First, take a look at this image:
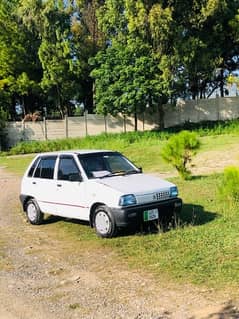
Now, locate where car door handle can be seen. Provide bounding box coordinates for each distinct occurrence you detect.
[57,184,62,187]
[32,181,36,185]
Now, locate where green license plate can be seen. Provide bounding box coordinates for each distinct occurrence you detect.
[143,209,159,222]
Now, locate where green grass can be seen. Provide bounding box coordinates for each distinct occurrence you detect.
[51,174,239,288]
[200,134,239,152]
[0,154,34,175]
[1,125,239,289]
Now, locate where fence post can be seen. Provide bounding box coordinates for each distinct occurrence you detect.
[43,117,47,140]
[84,110,88,136]
[123,115,126,133]
[22,120,26,141]
[104,115,107,134]
[65,115,68,138]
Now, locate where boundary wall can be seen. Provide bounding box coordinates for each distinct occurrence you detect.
[5,96,239,147]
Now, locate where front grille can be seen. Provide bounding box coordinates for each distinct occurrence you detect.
[153,191,170,201]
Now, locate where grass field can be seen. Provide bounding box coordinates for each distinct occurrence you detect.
[1,124,239,289]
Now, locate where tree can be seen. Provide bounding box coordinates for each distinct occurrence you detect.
[71,0,106,112]
[171,0,239,99]
[92,0,175,129]
[18,0,105,115]
[0,0,42,119]
[18,0,79,117]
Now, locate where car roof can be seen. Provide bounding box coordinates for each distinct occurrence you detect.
[35,150,116,157]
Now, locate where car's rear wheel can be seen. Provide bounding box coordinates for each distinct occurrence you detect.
[26,199,43,225]
[94,205,117,238]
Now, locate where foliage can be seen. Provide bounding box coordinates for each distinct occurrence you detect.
[91,38,170,120]
[161,131,200,179]
[171,0,239,99]
[1,0,239,119]
[92,0,175,129]
[218,166,239,203]
[0,0,42,118]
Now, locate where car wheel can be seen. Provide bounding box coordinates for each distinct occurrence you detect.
[94,205,117,238]
[26,199,43,225]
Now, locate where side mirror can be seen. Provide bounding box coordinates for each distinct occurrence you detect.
[138,167,143,173]
[68,173,82,182]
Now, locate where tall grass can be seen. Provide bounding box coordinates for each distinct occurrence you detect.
[8,131,169,155]
[6,119,239,156]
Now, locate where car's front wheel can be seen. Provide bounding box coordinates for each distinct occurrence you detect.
[25,199,43,225]
[94,205,117,238]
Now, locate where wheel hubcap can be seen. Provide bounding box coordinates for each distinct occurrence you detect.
[95,211,110,235]
[27,203,37,221]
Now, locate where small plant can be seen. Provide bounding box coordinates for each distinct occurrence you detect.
[69,303,81,310]
[161,130,200,179]
[218,166,239,203]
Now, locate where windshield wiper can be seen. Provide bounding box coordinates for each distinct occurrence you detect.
[99,170,126,178]
[125,169,140,175]
[99,169,140,179]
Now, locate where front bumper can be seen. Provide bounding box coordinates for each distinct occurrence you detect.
[111,198,182,228]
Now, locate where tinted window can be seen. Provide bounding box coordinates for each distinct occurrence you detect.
[34,156,56,179]
[58,156,79,181]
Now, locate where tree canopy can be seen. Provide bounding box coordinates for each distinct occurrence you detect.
[0,0,239,123]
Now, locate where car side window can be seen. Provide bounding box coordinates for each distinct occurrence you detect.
[58,156,80,181]
[33,156,57,179]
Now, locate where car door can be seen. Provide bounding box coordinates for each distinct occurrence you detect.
[54,155,89,220]
[30,155,58,214]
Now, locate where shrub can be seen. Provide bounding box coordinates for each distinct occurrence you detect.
[218,166,239,203]
[161,130,200,179]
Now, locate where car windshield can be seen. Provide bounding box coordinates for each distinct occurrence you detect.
[78,152,139,179]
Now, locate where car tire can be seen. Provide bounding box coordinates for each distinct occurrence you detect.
[26,199,43,225]
[94,205,117,238]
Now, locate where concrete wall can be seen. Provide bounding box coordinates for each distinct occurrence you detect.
[5,96,239,147]
[163,96,239,128]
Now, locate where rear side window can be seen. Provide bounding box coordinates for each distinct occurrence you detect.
[33,156,57,179]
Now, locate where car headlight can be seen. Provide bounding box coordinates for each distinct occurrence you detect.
[119,194,136,206]
[170,186,178,197]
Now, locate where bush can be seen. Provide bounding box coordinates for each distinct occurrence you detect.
[161,130,200,179]
[218,166,239,203]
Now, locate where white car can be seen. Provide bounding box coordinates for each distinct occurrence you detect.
[20,150,182,238]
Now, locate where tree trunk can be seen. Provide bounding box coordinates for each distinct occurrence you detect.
[56,85,64,119]
[220,69,224,97]
[134,112,138,131]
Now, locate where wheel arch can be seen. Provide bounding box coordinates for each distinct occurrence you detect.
[89,202,106,227]
[22,196,34,212]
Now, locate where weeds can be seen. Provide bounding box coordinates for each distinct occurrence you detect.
[218,166,239,203]
[5,119,239,157]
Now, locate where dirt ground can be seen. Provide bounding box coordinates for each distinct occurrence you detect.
[0,159,239,319]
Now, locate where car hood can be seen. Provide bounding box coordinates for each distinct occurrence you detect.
[96,173,174,195]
